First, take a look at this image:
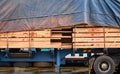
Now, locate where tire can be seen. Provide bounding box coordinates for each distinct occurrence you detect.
[93,56,115,74]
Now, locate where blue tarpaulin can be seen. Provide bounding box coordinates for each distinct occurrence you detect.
[0,0,120,32]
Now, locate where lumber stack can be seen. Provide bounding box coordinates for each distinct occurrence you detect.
[0,24,120,49]
[0,27,73,48]
[104,28,120,48]
[73,26,120,48]
[0,29,51,48]
[51,27,72,48]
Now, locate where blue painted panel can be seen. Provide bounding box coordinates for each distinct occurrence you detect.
[41,48,54,52]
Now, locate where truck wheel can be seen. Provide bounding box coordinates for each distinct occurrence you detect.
[93,56,115,74]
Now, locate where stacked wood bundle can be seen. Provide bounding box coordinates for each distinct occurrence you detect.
[0,27,72,48]
[0,24,120,49]
[73,26,120,48]
[51,27,72,48]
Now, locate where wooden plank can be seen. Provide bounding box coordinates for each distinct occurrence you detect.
[0,37,7,48]
[0,42,7,48]
[73,43,120,48]
[8,41,52,48]
[105,33,120,37]
[73,46,102,48]
[8,42,29,48]
[0,38,51,42]
[73,38,104,42]
[73,43,104,48]
[30,30,51,37]
[73,37,120,43]
[31,38,51,42]
[8,38,30,42]
[105,43,120,48]
[73,32,120,37]
[7,31,29,37]
[1,29,51,38]
[73,37,120,42]
[32,42,61,48]
[105,38,120,42]
[72,33,104,37]
[73,27,120,33]
[61,43,72,48]
[0,33,7,37]
[105,28,120,32]
[8,38,51,48]
[0,38,7,41]
[73,28,103,33]
[72,32,120,37]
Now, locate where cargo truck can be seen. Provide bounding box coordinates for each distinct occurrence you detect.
[0,24,120,74]
[0,0,120,74]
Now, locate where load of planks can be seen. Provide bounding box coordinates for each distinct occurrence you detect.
[0,24,120,49]
[0,26,72,48]
[73,26,120,48]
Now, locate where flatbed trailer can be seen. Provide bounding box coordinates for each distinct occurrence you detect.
[0,24,120,74]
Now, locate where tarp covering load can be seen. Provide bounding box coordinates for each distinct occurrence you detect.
[0,0,120,32]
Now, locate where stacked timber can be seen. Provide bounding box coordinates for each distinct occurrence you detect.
[104,28,120,48]
[51,27,72,48]
[0,27,72,48]
[73,26,120,48]
[0,24,120,49]
[0,29,51,48]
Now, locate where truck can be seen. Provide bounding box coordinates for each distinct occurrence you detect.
[0,24,120,74]
[0,0,120,74]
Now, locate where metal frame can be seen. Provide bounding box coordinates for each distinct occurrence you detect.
[0,48,91,73]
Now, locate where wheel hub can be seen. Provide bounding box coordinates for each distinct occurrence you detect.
[101,63,109,71]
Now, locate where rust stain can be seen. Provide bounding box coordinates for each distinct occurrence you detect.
[40,16,72,27]
[30,32,37,37]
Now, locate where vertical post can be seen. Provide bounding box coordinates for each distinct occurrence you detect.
[71,48,75,56]
[103,27,106,49]
[56,48,61,73]
[6,32,9,57]
[72,26,75,56]
[29,48,36,57]
[5,48,9,57]
[103,27,108,54]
